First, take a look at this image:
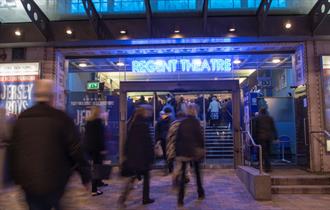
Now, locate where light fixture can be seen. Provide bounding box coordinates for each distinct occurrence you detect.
[15,29,22,37]
[66,29,73,35]
[174,29,180,34]
[285,22,292,29]
[120,30,127,35]
[229,27,236,32]
[116,62,125,67]
[233,59,241,64]
[78,63,87,67]
[272,58,281,64]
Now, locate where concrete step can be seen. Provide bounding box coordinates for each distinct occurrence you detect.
[271,185,330,194]
[272,176,330,186]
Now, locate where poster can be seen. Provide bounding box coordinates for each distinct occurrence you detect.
[67,92,120,162]
[0,63,39,116]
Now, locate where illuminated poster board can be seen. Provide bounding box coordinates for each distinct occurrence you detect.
[0,63,39,116]
[322,56,330,152]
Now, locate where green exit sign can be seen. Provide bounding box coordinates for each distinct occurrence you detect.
[87,82,100,91]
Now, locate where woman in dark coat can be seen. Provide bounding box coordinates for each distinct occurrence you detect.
[85,106,106,196]
[176,104,205,206]
[119,105,155,206]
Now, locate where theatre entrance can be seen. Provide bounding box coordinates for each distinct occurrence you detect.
[119,80,241,168]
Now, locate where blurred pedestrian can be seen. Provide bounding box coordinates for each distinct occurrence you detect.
[85,106,107,196]
[252,107,278,172]
[8,79,91,210]
[208,96,221,126]
[176,104,205,206]
[119,105,155,207]
[155,107,174,174]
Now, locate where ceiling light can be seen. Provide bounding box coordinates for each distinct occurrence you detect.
[66,29,73,35]
[285,22,292,29]
[120,30,127,35]
[233,59,241,64]
[272,58,281,64]
[229,27,236,32]
[15,30,22,37]
[78,63,87,67]
[116,62,125,67]
[174,29,180,34]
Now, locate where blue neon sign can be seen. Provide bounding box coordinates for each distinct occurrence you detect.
[132,58,232,73]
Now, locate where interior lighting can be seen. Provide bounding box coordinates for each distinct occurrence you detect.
[229,27,236,32]
[120,30,127,35]
[116,62,125,67]
[66,29,73,35]
[233,59,241,64]
[285,22,292,29]
[174,29,180,34]
[15,30,22,37]
[272,58,281,64]
[78,63,88,67]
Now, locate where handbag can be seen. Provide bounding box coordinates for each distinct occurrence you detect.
[154,141,164,157]
[92,164,112,180]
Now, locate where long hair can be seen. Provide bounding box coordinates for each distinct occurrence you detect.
[87,106,101,121]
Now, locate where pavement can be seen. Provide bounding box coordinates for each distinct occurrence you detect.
[1,169,330,210]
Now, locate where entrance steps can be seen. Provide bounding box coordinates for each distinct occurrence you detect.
[205,126,234,160]
[271,175,330,194]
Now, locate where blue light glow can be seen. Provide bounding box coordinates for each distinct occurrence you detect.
[156,0,197,11]
[132,58,232,73]
[209,0,287,9]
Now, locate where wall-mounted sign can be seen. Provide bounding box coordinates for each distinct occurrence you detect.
[0,62,39,115]
[87,81,100,91]
[132,58,232,73]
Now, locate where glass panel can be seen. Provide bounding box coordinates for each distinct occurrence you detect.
[34,0,145,21]
[0,0,31,23]
[150,0,203,12]
[322,56,330,132]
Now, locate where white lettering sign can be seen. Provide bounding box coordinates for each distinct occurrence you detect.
[0,63,39,76]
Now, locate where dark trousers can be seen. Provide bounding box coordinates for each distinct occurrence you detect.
[161,140,173,173]
[120,171,150,202]
[178,161,204,202]
[25,192,62,210]
[261,140,272,171]
[92,153,103,193]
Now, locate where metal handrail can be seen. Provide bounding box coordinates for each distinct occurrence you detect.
[310,130,330,172]
[241,130,264,174]
[310,130,330,147]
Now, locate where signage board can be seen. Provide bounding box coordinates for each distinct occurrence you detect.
[132,58,232,73]
[0,63,39,116]
[87,81,100,91]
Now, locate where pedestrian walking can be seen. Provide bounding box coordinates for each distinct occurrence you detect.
[208,96,221,126]
[8,79,91,210]
[176,104,205,206]
[119,105,155,207]
[85,106,108,196]
[252,107,278,172]
[155,107,174,174]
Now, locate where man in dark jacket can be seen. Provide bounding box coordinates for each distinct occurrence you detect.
[252,107,278,172]
[176,104,205,206]
[155,107,174,173]
[119,105,155,206]
[8,80,91,210]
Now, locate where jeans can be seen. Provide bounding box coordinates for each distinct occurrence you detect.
[25,192,62,210]
[92,153,103,193]
[178,161,204,203]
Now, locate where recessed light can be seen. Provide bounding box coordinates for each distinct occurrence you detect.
[116,62,125,67]
[285,22,292,29]
[272,58,281,64]
[66,29,73,35]
[229,27,236,32]
[78,63,87,67]
[174,30,180,34]
[15,30,22,36]
[233,59,241,64]
[120,30,127,35]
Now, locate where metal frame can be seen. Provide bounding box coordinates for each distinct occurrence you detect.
[256,0,272,35]
[241,131,263,174]
[20,0,53,41]
[81,0,113,40]
[144,0,153,37]
[309,0,330,34]
[119,80,241,167]
[202,0,208,33]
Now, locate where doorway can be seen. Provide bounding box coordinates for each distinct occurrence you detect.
[119,80,241,167]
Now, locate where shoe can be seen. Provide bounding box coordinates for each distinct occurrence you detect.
[142,198,155,205]
[198,190,205,200]
[178,200,184,207]
[91,191,103,196]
